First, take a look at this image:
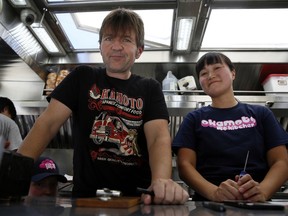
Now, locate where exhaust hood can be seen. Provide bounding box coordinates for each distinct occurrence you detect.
[0,38,45,101]
[0,0,47,101]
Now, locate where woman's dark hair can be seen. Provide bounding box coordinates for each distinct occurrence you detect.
[195,52,235,77]
[99,8,145,48]
[0,97,17,120]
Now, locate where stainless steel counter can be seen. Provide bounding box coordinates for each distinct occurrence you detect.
[0,197,287,216]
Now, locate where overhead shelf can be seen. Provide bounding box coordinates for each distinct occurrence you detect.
[164,92,288,117]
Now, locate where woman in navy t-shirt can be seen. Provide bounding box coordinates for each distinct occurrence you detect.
[172,52,288,202]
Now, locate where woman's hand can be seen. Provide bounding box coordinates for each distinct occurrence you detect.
[211,179,244,202]
[236,174,266,202]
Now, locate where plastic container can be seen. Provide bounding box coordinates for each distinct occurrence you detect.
[178,76,196,92]
[262,74,288,95]
[162,71,178,94]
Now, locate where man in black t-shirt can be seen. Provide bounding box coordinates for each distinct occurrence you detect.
[17,8,189,205]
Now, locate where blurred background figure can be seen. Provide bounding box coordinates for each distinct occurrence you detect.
[0,136,4,165]
[28,156,67,197]
[0,96,22,150]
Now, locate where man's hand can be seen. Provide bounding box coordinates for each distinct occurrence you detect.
[141,178,189,205]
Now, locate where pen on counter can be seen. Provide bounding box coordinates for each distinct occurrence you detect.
[202,201,226,212]
[136,187,155,196]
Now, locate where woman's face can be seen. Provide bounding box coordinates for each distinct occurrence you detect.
[198,62,235,98]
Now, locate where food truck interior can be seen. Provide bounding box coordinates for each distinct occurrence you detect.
[0,0,288,193]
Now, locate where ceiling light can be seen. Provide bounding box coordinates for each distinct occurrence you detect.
[174,17,195,52]
[29,8,62,54]
[31,25,60,53]
[9,23,42,55]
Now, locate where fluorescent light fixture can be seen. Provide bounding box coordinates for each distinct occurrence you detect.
[31,25,60,53]
[9,23,42,55]
[8,0,27,6]
[174,18,195,51]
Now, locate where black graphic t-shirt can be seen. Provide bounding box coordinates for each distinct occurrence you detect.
[48,65,169,197]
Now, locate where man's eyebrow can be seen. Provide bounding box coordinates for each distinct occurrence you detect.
[103,33,113,36]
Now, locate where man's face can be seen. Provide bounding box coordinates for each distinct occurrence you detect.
[100,29,143,76]
[1,107,12,119]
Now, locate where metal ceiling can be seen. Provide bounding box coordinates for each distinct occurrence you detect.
[4,0,288,62]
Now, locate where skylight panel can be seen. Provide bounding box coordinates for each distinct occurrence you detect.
[55,9,173,50]
[202,9,288,49]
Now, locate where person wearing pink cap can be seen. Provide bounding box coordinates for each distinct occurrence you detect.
[28,156,67,197]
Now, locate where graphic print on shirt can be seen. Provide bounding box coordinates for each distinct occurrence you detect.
[201,116,257,131]
[89,84,142,157]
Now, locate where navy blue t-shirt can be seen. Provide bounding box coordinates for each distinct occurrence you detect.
[173,103,288,193]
